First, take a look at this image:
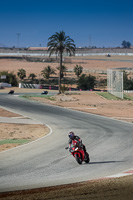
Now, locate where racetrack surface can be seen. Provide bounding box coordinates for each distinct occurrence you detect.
[0,94,133,192]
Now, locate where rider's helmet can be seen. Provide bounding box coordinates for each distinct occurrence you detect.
[68,132,75,139]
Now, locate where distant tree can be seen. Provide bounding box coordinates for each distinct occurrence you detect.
[41,65,56,80]
[17,68,26,81]
[0,71,18,86]
[121,40,127,48]
[47,30,76,93]
[74,65,83,78]
[121,40,131,48]
[78,74,96,90]
[28,73,36,81]
[127,41,131,48]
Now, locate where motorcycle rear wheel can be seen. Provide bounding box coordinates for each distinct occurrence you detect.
[75,154,82,164]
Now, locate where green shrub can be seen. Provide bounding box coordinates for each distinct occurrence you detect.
[123,71,133,90]
[78,74,96,90]
[0,71,18,86]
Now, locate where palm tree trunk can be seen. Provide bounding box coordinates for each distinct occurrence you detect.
[59,53,62,94]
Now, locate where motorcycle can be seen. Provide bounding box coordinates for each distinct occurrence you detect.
[41,90,48,95]
[8,90,14,94]
[66,140,90,165]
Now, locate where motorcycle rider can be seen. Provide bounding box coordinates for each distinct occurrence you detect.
[68,131,87,154]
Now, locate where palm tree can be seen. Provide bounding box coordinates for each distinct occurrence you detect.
[74,65,83,78]
[57,65,68,79]
[47,31,76,93]
[28,73,36,81]
[41,65,56,80]
[17,68,26,81]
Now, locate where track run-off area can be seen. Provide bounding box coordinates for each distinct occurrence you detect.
[0,94,133,192]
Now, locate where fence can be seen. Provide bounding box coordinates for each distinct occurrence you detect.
[107,69,123,99]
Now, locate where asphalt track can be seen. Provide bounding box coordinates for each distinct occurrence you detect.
[0,94,133,192]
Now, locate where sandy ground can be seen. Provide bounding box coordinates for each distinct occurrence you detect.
[0,55,133,78]
[0,107,49,152]
[31,91,133,123]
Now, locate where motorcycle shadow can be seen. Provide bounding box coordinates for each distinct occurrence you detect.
[88,160,124,165]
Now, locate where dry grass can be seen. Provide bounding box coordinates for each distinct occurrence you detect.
[0,175,133,200]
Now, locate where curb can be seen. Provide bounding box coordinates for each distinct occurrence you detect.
[106,168,133,179]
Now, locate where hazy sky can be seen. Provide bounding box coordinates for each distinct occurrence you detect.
[0,0,133,48]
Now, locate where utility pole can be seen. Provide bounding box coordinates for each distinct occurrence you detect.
[16,33,21,48]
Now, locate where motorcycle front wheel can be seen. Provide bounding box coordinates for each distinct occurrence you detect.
[85,152,90,163]
[75,154,82,164]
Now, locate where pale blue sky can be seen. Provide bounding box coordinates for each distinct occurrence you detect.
[0,0,132,48]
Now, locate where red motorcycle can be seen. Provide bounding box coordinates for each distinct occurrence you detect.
[66,140,90,165]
